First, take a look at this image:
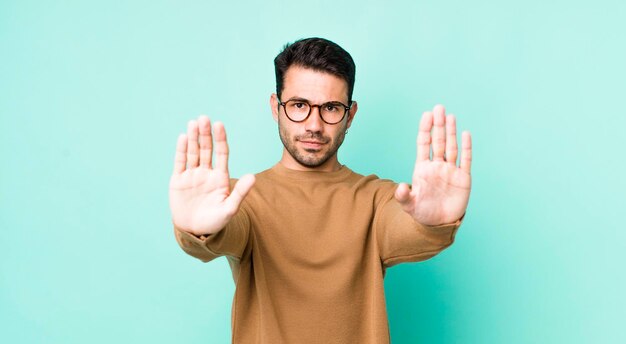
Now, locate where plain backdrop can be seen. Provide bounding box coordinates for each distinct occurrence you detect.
[1,0,625,343]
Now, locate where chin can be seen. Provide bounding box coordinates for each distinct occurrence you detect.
[297,152,333,168]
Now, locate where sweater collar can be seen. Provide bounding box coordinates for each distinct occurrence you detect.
[270,162,353,182]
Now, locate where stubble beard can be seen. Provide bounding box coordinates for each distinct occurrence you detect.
[278,117,347,168]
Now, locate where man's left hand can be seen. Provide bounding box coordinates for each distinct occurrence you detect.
[395,104,472,226]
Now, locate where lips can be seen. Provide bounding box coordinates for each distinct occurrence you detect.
[299,140,324,149]
[296,136,327,150]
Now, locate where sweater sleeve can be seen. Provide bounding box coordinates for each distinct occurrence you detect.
[375,189,463,268]
[173,206,250,263]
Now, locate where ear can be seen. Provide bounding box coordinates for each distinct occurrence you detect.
[270,93,279,122]
[346,101,358,129]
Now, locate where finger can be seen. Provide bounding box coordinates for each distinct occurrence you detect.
[432,104,446,161]
[394,183,412,204]
[460,131,472,174]
[416,111,433,162]
[198,115,213,169]
[173,134,188,174]
[187,120,200,168]
[224,174,256,215]
[213,121,229,174]
[445,114,458,166]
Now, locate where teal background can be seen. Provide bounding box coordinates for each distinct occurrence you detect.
[1,0,625,343]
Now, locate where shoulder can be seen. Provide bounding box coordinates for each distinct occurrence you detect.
[227,166,274,188]
[343,168,398,203]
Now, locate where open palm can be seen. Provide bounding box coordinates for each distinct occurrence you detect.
[169,116,255,236]
[395,105,472,226]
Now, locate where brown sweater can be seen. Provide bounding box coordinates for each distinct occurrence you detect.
[174,163,462,343]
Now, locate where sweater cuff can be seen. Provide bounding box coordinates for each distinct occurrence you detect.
[417,214,465,241]
[174,225,211,244]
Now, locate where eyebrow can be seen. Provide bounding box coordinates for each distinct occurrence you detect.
[284,96,347,105]
[285,96,310,102]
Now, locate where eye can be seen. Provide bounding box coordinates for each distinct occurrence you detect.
[324,104,340,112]
[287,101,308,110]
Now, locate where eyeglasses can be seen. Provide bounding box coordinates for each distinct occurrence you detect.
[278,98,352,125]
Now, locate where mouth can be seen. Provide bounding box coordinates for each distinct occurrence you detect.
[297,138,328,150]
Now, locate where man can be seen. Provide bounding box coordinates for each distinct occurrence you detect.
[170,37,472,343]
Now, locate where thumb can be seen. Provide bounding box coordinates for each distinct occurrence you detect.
[224,174,256,214]
[394,183,412,204]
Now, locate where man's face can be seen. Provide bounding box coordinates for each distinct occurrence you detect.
[271,66,357,171]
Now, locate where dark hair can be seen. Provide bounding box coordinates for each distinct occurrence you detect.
[274,37,356,102]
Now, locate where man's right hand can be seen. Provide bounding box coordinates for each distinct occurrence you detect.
[169,115,255,236]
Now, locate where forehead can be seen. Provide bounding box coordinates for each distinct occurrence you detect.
[282,65,349,103]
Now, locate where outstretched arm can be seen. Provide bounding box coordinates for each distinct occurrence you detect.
[394,104,472,226]
[169,115,255,236]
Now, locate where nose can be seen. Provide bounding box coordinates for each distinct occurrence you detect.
[304,105,324,132]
